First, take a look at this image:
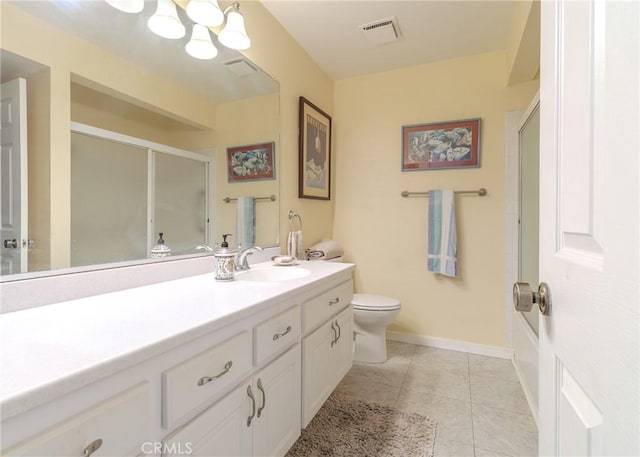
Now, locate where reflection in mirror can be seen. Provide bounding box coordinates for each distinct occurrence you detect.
[0,0,280,279]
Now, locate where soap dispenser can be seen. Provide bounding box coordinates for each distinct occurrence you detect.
[150,232,171,258]
[214,234,236,281]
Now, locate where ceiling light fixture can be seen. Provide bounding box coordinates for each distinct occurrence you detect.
[218,2,251,51]
[186,24,219,60]
[147,0,186,40]
[106,0,251,59]
[186,0,225,27]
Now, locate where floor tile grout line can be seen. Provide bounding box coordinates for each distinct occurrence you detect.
[467,353,478,457]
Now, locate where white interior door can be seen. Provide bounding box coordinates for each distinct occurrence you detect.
[538,1,639,455]
[0,78,28,275]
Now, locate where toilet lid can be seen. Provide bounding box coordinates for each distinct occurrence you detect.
[351,293,401,311]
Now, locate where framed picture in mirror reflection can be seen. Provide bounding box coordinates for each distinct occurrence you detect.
[299,97,332,200]
[227,142,276,182]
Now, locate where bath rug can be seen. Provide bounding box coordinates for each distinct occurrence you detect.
[286,393,437,457]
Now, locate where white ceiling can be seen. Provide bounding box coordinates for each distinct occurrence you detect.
[261,1,517,80]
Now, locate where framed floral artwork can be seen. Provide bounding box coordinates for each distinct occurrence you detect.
[227,142,275,182]
[402,118,480,170]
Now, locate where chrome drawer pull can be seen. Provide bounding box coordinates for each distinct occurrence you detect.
[83,439,103,457]
[198,361,233,386]
[257,378,266,418]
[329,297,340,306]
[330,322,337,347]
[272,325,292,341]
[247,385,256,427]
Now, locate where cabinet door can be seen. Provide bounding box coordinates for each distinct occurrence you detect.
[163,384,252,457]
[4,383,150,457]
[333,306,354,386]
[301,320,336,427]
[252,344,301,457]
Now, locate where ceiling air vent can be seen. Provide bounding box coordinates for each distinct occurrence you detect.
[360,17,401,45]
[223,58,257,76]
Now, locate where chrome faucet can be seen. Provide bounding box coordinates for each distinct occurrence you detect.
[194,244,215,252]
[236,246,263,270]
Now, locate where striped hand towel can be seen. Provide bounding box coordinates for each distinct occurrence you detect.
[287,230,303,259]
[236,196,256,248]
[427,190,458,277]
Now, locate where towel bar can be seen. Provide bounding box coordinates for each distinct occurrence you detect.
[401,188,487,197]
[223,195,277,203]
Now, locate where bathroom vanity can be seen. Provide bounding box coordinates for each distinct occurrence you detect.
[0,260,354,456]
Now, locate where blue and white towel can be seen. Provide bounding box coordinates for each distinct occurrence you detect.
[236,196,256,248]
[427,190,458,277]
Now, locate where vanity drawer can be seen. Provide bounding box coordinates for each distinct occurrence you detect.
[254,305,301,365]
[302,280,353,334]
[162,331,252,429]
[3,383,150,457]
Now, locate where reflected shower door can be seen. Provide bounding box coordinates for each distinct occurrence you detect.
[154,152,209,254]
[518,102,540,335]
[70,132,148,267]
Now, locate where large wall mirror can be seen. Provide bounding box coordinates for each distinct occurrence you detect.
[0,0,280,279]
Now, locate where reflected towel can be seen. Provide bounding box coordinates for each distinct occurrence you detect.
[236,196,256,248]
[287,230,303,259]
[427,190,458,277]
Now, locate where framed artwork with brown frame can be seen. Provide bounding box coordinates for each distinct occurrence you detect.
[226,142,275,182]
[298,97,332,200]
[401,118,481,171]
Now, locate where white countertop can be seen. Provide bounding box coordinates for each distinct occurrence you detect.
[0,260,354,420]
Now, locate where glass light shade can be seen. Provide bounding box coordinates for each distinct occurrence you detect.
[147,0,186,40]
[185,24,218,60]
[218,10,251,50]
[105,0,144,13]
[186,0,224,27]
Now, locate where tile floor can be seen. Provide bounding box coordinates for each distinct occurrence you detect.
[334,341,538,457]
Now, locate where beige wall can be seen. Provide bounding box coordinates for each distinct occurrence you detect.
[333,51,538,347]
[239,2,335,250]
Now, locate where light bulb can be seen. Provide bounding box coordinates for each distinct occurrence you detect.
[186,0,224,27]
[147,0,186,40]
[186,24,218,60]
[218,9,251,50]
[105,0,144,14]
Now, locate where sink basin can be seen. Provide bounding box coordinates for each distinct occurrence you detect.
[236,266,310,282]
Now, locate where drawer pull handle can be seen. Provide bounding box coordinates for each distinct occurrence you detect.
[247,385,256,427]
[272,325,292,341]
[198,361,233,386]
[329,297,340,306]
[330,321,337,347]
[83,439,103,457]
[335,320,341,342]
[257,378,266,418]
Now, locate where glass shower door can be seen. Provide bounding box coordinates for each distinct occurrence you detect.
[518,102,540,334]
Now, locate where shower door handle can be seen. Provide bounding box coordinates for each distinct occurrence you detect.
[513,282,551,316]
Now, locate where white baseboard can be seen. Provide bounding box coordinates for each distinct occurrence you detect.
[386,331,514,359]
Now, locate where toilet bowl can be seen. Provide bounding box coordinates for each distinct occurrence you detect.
[352,293,401,363]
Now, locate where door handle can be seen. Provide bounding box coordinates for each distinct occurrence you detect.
[330,321,337,347]
[246,385,256,427]
[256,378,266,418]
[513,282,551,315]
[3,239,18,249]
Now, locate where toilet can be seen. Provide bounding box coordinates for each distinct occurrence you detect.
[314,256,401,363]
[351,293,401,363]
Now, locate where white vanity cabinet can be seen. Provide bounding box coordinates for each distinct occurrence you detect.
[1,261,355,457]
[163,344,301,457]
[301,280,354,427]
[3,383,151,457]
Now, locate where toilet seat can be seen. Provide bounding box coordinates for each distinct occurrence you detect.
[351,293,401,311]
